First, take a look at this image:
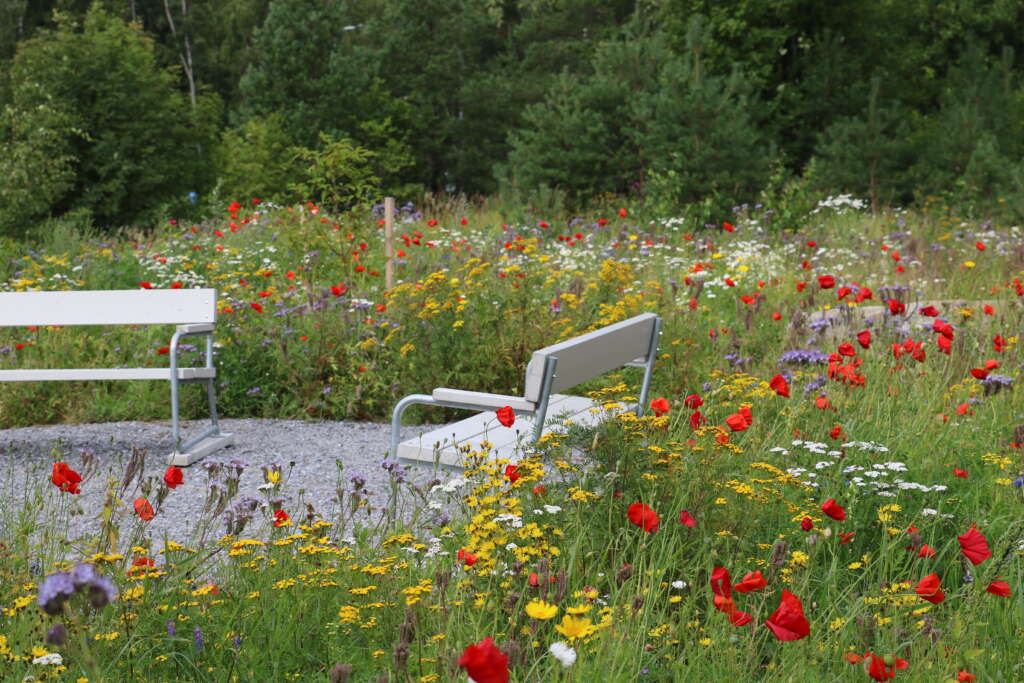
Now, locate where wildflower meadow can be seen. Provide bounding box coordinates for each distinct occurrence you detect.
[0,196,1022,682]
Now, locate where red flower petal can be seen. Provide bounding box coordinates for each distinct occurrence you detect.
[764,589,810,641]
[958,526,992,565]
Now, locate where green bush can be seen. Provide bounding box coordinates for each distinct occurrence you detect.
[0,7,219,234]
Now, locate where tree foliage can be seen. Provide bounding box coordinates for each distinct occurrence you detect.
[0,7,219,232]
[4,0,1024,233]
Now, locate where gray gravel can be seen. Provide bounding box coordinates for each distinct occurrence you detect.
[0,418,449,554]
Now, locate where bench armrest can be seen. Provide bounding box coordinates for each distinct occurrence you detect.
[176,323,215,334]
[431,388,535,413]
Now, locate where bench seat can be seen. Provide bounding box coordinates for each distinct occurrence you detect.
[397,394,623,467]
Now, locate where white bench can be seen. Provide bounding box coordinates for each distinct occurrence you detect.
[390,312,662,467]
[0,288,233,466]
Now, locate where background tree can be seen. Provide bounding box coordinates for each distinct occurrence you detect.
[0,7,219,232]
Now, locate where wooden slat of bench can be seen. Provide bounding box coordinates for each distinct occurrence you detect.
[523,313,658,402]
[0,289,216,327]
[0,368,216,381]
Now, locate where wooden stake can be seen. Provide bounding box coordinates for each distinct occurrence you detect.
[384,196,395,290]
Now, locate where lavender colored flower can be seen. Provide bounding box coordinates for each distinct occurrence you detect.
[194,626,204,652]
[803,375,829,394]
[87,575,117,609]
[808,318,833,333]
[1013,475,1024,488]
[381,458,406,483]
[167,619,177,637]
[349,473,367,490]
[778,349,830,366]
[45,624,68,646]
[37,571,76,615]
[233,634,242,650]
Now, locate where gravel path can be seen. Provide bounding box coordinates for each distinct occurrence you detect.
[0,419,449,553]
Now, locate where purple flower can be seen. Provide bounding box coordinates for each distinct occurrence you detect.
[38,571,76,615]
[45,624,68,646]
[167,619,177,637]
[778,349,830,366]
[194,626,204,652]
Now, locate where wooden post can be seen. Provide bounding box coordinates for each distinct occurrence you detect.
[384,196,395,290]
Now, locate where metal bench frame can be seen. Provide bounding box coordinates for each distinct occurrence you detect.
[389,312,662,460]
[0,288,233,466]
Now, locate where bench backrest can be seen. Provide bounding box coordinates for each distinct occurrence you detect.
[523,312,659,402]
[0,289,217,327]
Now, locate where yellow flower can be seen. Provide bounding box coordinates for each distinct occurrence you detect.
[524,599,559,620]
[555,614,596,640]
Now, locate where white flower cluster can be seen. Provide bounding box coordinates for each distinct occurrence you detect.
[809,194,868,215]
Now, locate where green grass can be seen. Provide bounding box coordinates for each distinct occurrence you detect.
[0,196,1022,681]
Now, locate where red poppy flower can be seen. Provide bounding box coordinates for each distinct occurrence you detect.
[710,566,732,600]
[975,241,986,251]
[51,462,82,494]
[957,670,976,682]
[504,465,520,483]
[829,424,845,440]
[801,517,813,531]
[679,510,697,528]
[649,397,670,416]
[796,281,808,292]
[821,498,846,521]
[837,342,856,357]
[919,305,939,317]
[953,468,967,478]
[769,374,790,398]
[937,335,952,354]
[915,573,945,604]
[628,502,660,533]
[955,402,971,416]
[722,221,734,232]
[986,580,1011,597]
[818,275,835,289]
[886,299,906,315]
[496,406,515,427]
[688,410,705,429]
[916,545,937,559]
[983,359,999,370]
[724,277,736,287]
[273,509,290,527]
[856,330,871,349]
[139,281,153,289]
[725,413,748,432]
[532,485,545,496]
[865,652,909,681]
[163,466,184,489]
[815,396,834,411]
[733,571,767,593]
[958,526,992,565]
[458,637,509,683]
[683,394,703,409]
[739,405,752,426]
[969,368,988,380]
[619,208,628,218]
[839,532,856,544]
[250,302,263,313]
[457,548,478,567]
[764,589,810,641]
[330,283,348,296]
[983,304,994,315]
[933,320,955,339]
[133,498,155,521]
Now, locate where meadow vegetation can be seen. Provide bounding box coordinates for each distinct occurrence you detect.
[0,195,1022,681]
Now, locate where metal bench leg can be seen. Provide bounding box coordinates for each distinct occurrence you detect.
[166,330,234,466]
[531,356,558,443]
[636,317,662,416]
